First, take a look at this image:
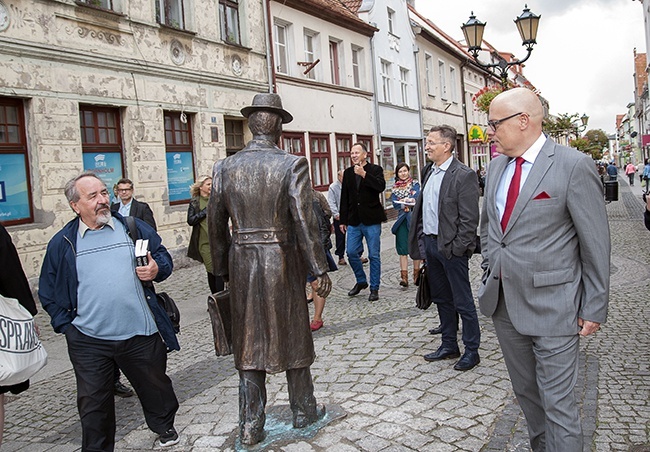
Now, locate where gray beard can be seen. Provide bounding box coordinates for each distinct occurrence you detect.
[96,210,111,226]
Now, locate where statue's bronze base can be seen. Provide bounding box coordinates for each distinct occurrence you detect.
[225,404,346,451]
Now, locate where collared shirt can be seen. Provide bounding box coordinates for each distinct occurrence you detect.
[496,133,546,220]
[78,217,115,238]
[422,155,453,235]
[118,200,133,218]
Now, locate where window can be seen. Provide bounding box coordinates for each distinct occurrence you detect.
[79,105,124,205]
[357,135,374,164]
[282,132,305,156]
[163,111,194,204]
[351,46,362,89]
[425,54,434,95]
[400,67,409,107]
[329,40,340,85]
[438,60,447,100]
[219,0,241,45]
[450,66,458,102]
[309,134,331,190]
[381,60,392,103]
[303,31,317,80]
[0,98,33,225]
[274,21,289,75]
[224,119,244,156]
[387,8,395,34]
[156,0,185,29]
[335,134,352,171]
[82,0,113,10]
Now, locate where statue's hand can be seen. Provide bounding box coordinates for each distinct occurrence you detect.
[315,274,332,298]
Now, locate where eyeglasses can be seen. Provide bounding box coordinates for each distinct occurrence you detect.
[487,112,523,131]
[117,188,133,193]
[426,141,448,147]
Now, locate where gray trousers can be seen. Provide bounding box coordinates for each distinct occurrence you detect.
[492,295,582,452]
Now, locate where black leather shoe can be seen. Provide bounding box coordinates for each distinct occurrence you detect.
[348,282,368,296]
[454,351,480,371]
[114,380,134,398]
[368,290,379,301]
[423,346,460,362]
[428,325,443,335]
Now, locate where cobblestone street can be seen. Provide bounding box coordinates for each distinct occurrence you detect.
[2,179,649,451]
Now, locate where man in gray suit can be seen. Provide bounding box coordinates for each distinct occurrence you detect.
[408,125,481,371]
[479,88,610,452]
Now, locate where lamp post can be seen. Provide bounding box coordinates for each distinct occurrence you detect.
[462,5,541,90]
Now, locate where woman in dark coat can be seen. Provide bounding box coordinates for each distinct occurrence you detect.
[0,224,38,446]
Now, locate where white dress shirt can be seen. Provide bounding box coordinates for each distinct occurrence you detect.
[422,156,453,235]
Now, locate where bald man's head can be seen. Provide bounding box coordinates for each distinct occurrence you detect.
[491,87,544,125]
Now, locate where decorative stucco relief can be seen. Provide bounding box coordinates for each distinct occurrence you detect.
[65,24,125,46]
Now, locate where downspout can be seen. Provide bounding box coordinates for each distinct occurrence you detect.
[460,59,470,165]
[412,42,424,171]
[263,0,275,93]
[370,31,381,164]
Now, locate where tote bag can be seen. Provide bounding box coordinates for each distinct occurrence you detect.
[0,295,48,386]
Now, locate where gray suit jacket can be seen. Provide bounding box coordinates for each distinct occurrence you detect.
[408,158,479,260]
[478,138,610,336]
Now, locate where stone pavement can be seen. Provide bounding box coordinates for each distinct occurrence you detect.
[3,179,650,451]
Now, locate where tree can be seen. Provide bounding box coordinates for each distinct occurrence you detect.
[569,129,609,160]
[543,113,582,141]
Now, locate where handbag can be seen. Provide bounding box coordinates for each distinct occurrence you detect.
[414,266,432,310]
[0,295,48,386]
[125,216,181,333]
[207,289,232,356]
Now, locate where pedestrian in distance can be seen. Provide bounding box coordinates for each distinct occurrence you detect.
[390,162,421,287]
[187,176,224,295]
[408,125,481,372]
[339,143,387,301]
[38,171,181,450]
[0,224,39,447]
[328,170,347,266]
[643,159,650,193]
[606,161,618,181]
[625,161,636,186]
[479,87,610,452]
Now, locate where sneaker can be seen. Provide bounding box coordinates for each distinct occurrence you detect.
[157,428,179,447]
[113,380,134,398]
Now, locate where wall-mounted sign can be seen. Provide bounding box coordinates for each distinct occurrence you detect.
[166,152,194,203]
[468,125,486,142]
[82,152,123,204]
[0,153,31,223]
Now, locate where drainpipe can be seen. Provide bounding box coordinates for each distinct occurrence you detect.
[460,59,471,166]
[370,30,381,164]
[263,0,275,93]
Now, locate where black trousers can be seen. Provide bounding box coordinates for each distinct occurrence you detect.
[333,218,346,259]
[65,326,178,452]
[208,271,225,294]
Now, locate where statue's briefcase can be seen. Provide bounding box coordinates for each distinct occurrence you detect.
[207,289,232,356]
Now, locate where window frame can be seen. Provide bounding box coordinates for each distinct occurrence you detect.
[274,20,290,75]
[329,40,341,86]
[381,60,392,103]
[309,133,331,190]
[156,0,186,29]
[387,7,395,35]
[438,60,447,100]
[224,118,245,156]
[219,0,241,45]
[303,29,318,80]
[449,66,458,103]
[281,132,305,156]
[0,98,33,226]
[356,135,374,164]
[335,134,352,171]
[400,67,409,107]
[163,110,195,205]
[351,45,362,89]
[425,53,434,96]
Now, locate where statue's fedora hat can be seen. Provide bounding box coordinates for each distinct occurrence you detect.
[241,93,293,124]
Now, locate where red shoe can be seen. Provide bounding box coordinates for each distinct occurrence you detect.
[310,320,323,331]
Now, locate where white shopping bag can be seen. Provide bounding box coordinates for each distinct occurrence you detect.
[0,295,48,386]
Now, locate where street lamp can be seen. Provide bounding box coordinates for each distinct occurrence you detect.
[578,113,589,133]
[461,5,541,89]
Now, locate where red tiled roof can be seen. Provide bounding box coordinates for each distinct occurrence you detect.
[275,0,376,35]
[341,0,363,13]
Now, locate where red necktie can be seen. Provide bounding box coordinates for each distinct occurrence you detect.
[501,157,525,231]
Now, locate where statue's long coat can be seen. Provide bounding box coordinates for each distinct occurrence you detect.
[209,139,329,373]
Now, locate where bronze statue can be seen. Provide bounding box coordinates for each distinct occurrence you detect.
[208,93,332,446]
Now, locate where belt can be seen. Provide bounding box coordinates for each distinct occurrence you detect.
[233,228,288,245]
[425,234,438,239]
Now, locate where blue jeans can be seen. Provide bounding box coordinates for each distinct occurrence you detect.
[346,223,381,291]
[423,235,480,352]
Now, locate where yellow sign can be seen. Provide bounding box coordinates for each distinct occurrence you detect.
[469,125,485,142]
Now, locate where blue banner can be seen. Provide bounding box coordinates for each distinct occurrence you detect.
[0,153,31,223]
[166,152,194,203]
[82,152,123,204]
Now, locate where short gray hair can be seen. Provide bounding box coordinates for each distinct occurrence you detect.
[64,171,105,203]
[428,125,457,152]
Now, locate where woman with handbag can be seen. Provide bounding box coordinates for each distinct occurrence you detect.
[187,176,224,294]
[390,163,421,287]
[0,224,39,446]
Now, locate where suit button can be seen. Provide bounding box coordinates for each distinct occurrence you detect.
[493,275,499,280]
[500,243,506,248]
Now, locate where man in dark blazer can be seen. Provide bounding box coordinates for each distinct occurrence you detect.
[111,178,157,230]
[479,88,610,451]
[339,142,386,301]
[408,125,481,371]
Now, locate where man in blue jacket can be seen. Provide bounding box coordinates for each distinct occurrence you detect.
[39,172,180,450]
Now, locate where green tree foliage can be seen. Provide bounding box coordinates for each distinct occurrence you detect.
[543,113,582,140]
[569,129,608,159]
